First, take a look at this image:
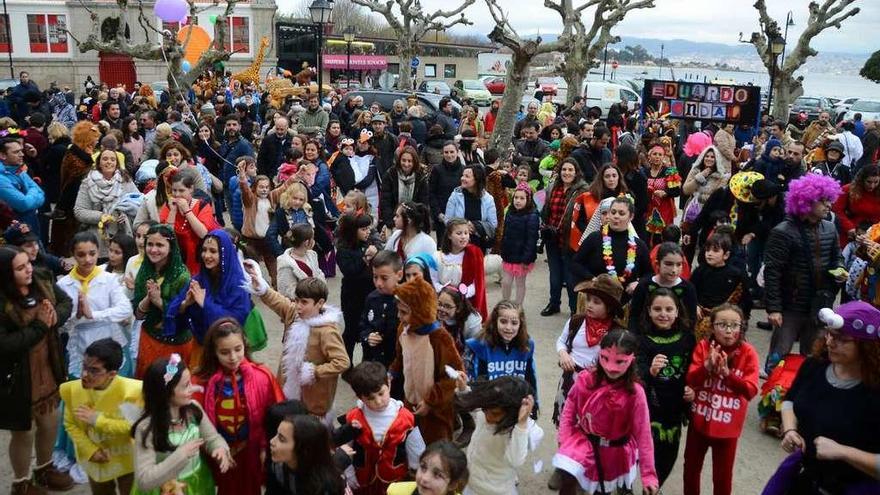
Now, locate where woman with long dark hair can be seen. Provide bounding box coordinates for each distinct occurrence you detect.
[445,164,498,251]
[0,246,74,494]
[379,146,430,232]
[832,164,880,246]
[160,169,221,273]
[268,415,346,494]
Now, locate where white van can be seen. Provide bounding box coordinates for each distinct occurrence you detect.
[579,81,641,119]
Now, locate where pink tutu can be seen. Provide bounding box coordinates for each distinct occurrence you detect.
[502,261,534,277]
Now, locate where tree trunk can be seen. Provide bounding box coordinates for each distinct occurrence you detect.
[772,74,803,121]
[397,39,415,91]
[488,53,530,153]
[563,38,589,107]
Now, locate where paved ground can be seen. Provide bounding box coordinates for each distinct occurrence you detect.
[0,257,789,494]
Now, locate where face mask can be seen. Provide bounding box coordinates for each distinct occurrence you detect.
[599,345,634,375]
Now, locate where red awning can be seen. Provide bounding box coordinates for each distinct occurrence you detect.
[322,54,387,70]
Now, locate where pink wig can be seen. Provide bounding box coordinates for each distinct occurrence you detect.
[785,174,842,218]
[683,131,712,158]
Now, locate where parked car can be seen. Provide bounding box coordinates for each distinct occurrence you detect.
[844,99,880,122]
[480,75,506,95]
[0,79,18,93]
[417,80,452,96]
[454,79,492,106]
[340,90,462,122]
[833,97,860,122]
[579,80,641,119]
[788,96,834,123]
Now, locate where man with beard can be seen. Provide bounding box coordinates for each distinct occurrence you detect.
[802,111,834,150]
[570,126,612,183]
[370,114,398,178]
[219,116,254,211]
[103,102,123,130]
[512,100,540,143]
[483,99,500,134]
[257,115,292,177]
[513,122,548,184]
[778,141,806,190]
[810,140,851,184]
[104,87,129,119]
[434,97,457,139]
[298,92,329,137]
[578,119,594,142]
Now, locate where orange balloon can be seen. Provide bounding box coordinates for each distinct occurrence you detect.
[177,25,212,66]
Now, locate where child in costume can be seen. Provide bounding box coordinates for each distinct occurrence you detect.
[683,304,759,495]
[437,285,483,355]
[245,266,350,418]
[690,233,752,340]
[635,288,696,486]
[193,318,283,495]
[553,329,659,495]
[645,144,682,247]
[131,354,232,495]
[389,277,464,445]
[60,339,142,495]
[340,361,424,495]
[435,218,487,320]
[359,250,403,368]
[628,242,698,333]
[455,376,541,495]
[276,222,325,301]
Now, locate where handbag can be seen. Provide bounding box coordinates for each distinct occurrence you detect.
[243,307,268,351]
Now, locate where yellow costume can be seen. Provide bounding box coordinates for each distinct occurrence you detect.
[59,376,143,482]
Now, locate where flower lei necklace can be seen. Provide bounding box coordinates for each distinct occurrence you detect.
[602,223,637,283]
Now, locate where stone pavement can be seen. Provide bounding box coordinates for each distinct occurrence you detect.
[0,258,789,494]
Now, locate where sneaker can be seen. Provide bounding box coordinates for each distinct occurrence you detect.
[32,463,73,492]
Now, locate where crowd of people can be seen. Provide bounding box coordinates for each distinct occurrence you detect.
[0,67,879,495]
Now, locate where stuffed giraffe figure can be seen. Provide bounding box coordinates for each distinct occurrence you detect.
[231,36,270,86]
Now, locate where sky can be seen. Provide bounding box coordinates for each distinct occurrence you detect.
[276,0,879,54]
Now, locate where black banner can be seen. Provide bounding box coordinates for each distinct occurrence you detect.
[640,79,762,126]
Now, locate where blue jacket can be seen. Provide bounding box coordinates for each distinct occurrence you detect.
[0,164,44,234]
[500,209,539,264]
[464,337,538,403]
[445,187,498,235]
[311,159,338,217]
[228,175,253,231]
[218,137,254,184]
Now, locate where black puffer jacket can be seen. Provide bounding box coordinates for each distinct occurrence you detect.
[763,217,843,314]
[379,168,430,229]
[500,209,540,264]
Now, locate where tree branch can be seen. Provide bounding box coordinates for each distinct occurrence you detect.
[821,6,860,30]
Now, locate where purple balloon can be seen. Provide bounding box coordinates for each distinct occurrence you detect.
[154,0,188,23]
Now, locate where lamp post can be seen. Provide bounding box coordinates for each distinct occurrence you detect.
[343,25,355,90]
[309,0,334,99]
[780,11,795,69]
[767,34,786,117]
[658,43,664,78]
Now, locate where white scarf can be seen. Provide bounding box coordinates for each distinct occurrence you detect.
[85,169,124,213]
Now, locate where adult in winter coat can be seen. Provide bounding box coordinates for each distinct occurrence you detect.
[682,146,730,259]
[421,125,447,168]
[42,123,71,209]
[429,142,464,241]
[763,174,845,373]
[445,165,498,250]
[257,117,293,178]
[332,132,380,219]
[714,123,738,173]
[380,146,430,231]
[832,164,880,246]
[73,150,139,257]
[0,139,44,238]
[541,159,590,315]
[0,246,75,495]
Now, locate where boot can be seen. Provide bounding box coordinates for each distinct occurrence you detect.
[547,468,564,490]
[32,462,73,492]
[10,479,45,495]
[453,412,476,448]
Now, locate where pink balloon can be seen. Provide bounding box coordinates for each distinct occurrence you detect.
[154,0,188,23]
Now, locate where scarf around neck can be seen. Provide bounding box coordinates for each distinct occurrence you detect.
[586,317,613,347]
[70,265,103,295]
[398,171,416,204]
[85,169,124,212]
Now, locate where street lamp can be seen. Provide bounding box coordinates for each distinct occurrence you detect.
[767,33,785,117]
[781,11,795,68]
[343,25,355,90]
[309,0,334,99]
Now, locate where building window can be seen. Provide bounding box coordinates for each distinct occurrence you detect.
[444,64,456,78]
[0,15,10,53]
[218,16,250,53]
[27,14,68,53]
[424,63,436,78]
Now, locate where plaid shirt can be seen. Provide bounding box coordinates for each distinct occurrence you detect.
[547,185,568,228]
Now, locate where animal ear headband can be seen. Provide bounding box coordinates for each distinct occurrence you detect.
[444,283,475,299]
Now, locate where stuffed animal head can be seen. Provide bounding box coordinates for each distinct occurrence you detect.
[71,121,101,154]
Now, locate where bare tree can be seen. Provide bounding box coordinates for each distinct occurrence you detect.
[484,0,571,151]
[349,0,476,90]
[69,0,238,101]
[747,0,860,120]
[556,0,654,107]
[288,0,382,34]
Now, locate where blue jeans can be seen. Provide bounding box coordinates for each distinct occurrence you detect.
[547,242,576,313]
